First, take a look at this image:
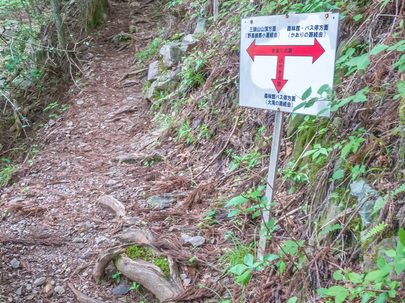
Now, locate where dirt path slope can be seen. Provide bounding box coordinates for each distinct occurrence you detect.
[0,1,168,302]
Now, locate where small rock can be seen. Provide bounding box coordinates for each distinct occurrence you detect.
[189,236,205,247]
[98,195,126,217]
[48,119,56,126]
[26,284,32,291]
[147,61,160,81]
[194,17,207,35]
[33,277,47,287]
[16,287,22,295]
[54,286,65,294]
[147,196,176,210]
[106,179,119,186]
[181,234,205,246]
[44,282,53,293]
[183,278,191,286]
[10,258,20,269]
[112,284,129,296]
[180,274,187,280]
[160,43,185,68]
[181,233,192,244]
[76,100,84,105]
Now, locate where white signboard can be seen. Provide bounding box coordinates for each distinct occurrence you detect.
[239,12,339,117]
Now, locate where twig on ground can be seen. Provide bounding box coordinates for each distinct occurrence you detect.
[118,68,148,82]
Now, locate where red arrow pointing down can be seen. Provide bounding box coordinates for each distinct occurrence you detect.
[247,39,325,92]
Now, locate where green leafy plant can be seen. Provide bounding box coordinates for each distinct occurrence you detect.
[318,228,405,303]
[112,271,122,284]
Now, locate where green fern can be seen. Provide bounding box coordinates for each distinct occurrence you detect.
[362,222,388,241]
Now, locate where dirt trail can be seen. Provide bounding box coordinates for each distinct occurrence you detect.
[0,1,168,302]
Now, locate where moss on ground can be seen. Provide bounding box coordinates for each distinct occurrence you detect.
[125,246,170,278]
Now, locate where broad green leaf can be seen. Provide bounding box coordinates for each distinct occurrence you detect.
[385,249,396,258]
[375,292,388,303]
[282,240,299,256]
[362,292,374,303]
[353,14,362,21]
[348,272,362,283]
[332,169,345,180]
[333,270,344,280]
[370,44,388,55]
[229,264,247,275]
[394,242,405,275]
[365,270,382,282]
[399,227,405,246]
[279,261,286,274]
[287,297,298,303]
[244,254,254,266]
[353,89,368,103]
[325,286,349,303]
[331,95,354,112]
[225,196,248,207]
[227,210,240,217]
[293,102,307,112]
[263,254,279,261]
[235,269,251,286]
[316,288,328,297]
[346,54,370,71]
[302,87,312,100]
[341,143,352,159]
[396,81,405,97]
[317,84,330,95]
[316,107,330,117]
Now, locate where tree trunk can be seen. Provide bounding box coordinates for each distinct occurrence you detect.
[50,0,66,50]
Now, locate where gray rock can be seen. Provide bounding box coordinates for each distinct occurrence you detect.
[33,277,47,287]
[16,287,22,295]
[181,233,205,246]
[160,43,185,68]
[182,34,199,48]
[147,195,176,210]
[350,180,379,227]
[76,100,84,105]
[181,233,192,244]
[54,286,65,294]
[144,69,181,101]
[147,61,160,81]
[194,17,207,35]
[189,236,205,247]
[10,258,20,269]
[112,284,129,296]
[26,284,32,291]
[363,237,398,272]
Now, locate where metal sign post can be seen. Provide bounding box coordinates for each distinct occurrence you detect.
[238,12,339,257]
[213,0,218,21]
[258,110,283,256]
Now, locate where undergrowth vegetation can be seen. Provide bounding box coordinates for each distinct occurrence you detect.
[135,0,405,301]
[0,0,106,187]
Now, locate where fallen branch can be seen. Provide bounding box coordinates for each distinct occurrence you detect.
[67,283,105,303]
[118,68,148,82]
[0,234,64,246]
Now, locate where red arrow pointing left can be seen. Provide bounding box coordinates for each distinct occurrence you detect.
[247,39,325,92]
